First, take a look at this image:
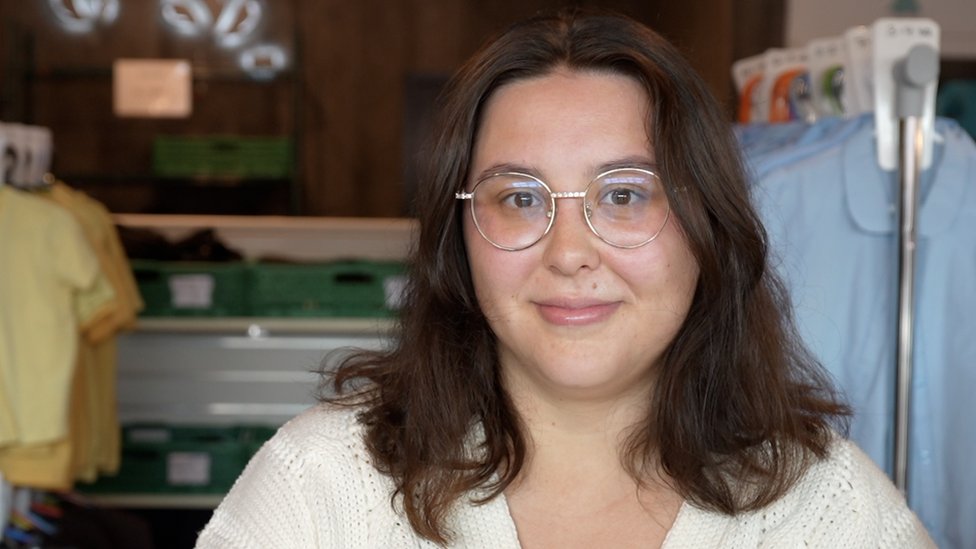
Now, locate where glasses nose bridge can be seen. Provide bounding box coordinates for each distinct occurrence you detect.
[550,190,587,200]
[546,188,597,240]
[549,189,589,218]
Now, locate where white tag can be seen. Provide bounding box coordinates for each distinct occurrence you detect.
[383,275,408,310]
[731,53,765,96]
[843,26,874,116]
[757,48,809,123]
[806,36,847,117]
[167,452,211,486]
[169,274,215,309]
[113,59,192,118]
[731,54,767,123]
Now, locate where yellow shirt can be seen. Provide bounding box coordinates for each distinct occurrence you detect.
[48,183,142,341]
[46,183,143,476]
[0,186,115,446]
[0,184,143,489]
[0,349,88,491]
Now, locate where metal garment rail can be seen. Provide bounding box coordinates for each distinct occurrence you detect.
[892,45,939,494]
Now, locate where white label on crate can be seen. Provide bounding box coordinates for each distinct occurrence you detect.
[128,428,172,444]
[169,274,215,309]
[384,275,408,310]
[167,452,211,486]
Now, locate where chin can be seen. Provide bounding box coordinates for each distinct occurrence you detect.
[537,363,651,400]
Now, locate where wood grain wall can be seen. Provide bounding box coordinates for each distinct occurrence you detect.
[0,0,782,217]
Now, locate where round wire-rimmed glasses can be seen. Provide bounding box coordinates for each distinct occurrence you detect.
[455,167,671,251]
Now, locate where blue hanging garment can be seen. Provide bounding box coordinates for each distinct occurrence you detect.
[743,117,976,549]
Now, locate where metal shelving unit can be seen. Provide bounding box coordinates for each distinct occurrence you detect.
[2,24,305,215]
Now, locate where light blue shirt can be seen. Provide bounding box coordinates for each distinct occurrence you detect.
[748,117,976,549]
[737,115,870,182]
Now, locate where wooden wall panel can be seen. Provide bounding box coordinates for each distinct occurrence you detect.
[654,0,736,110]
[1,0,783,218]
[296,0,742,217]
[298,0,412,217]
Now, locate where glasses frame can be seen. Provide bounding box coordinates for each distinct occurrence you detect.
[455,167,672,251]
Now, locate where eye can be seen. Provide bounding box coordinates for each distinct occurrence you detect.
[598,185,647,207]
[505,191,540,208]
[606,188,635,205]
[475,175,549,217]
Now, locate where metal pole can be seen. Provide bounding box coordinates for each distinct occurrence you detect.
[891,43,938,496]
[894,116,922,493]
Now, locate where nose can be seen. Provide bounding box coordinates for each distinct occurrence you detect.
[541,198,601,275]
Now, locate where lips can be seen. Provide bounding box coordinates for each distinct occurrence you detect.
[534,299,621,326]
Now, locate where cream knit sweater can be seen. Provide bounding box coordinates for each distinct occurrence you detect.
[195,404,935,548]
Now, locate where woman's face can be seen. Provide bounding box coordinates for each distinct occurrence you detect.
[463,70,700,404]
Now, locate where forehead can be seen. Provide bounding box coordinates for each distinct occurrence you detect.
[483,69,648,120]
[471,70,654,176]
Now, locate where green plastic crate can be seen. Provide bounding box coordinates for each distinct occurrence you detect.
[153,136,293,178]
[248,261,407,318]
[132,260,249,317]
[78,425,276,495]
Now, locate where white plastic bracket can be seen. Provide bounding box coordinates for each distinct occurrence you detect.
[26,126,53,188]
[843,26,873,116]
[807,36,847,117]
[731,53,766,123]
[0,123,29,188]
[0,126,6,188]
[872,18,940,171]
[757,48,808,123]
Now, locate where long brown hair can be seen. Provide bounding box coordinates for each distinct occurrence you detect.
[326,8,849,545]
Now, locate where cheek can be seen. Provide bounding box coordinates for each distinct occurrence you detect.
[464,216,507,312]
[627,227,699,308]
[470,251,523,303]
[463,220,536,320]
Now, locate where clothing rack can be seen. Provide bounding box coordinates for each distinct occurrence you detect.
[891,43,940,494]
[732,17,943,497]
[872,18,941,496]
[731,19,973,546]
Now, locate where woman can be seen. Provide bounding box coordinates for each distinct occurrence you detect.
[196,9,934,548]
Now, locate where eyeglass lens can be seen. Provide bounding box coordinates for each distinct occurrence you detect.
[468,169,669,250]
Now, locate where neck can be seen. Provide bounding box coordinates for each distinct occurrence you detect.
[503,368,657,495]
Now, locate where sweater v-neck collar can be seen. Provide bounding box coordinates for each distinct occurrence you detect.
[474,490,694,549]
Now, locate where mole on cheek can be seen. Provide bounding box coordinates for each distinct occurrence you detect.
[592,282,597,290]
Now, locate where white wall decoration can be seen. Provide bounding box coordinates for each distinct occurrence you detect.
[47,0,120,34]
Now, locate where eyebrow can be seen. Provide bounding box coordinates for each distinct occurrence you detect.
[595,155,657,174]
[472,155,658,183]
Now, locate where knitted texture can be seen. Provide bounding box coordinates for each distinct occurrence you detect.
[195,404,934,548]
